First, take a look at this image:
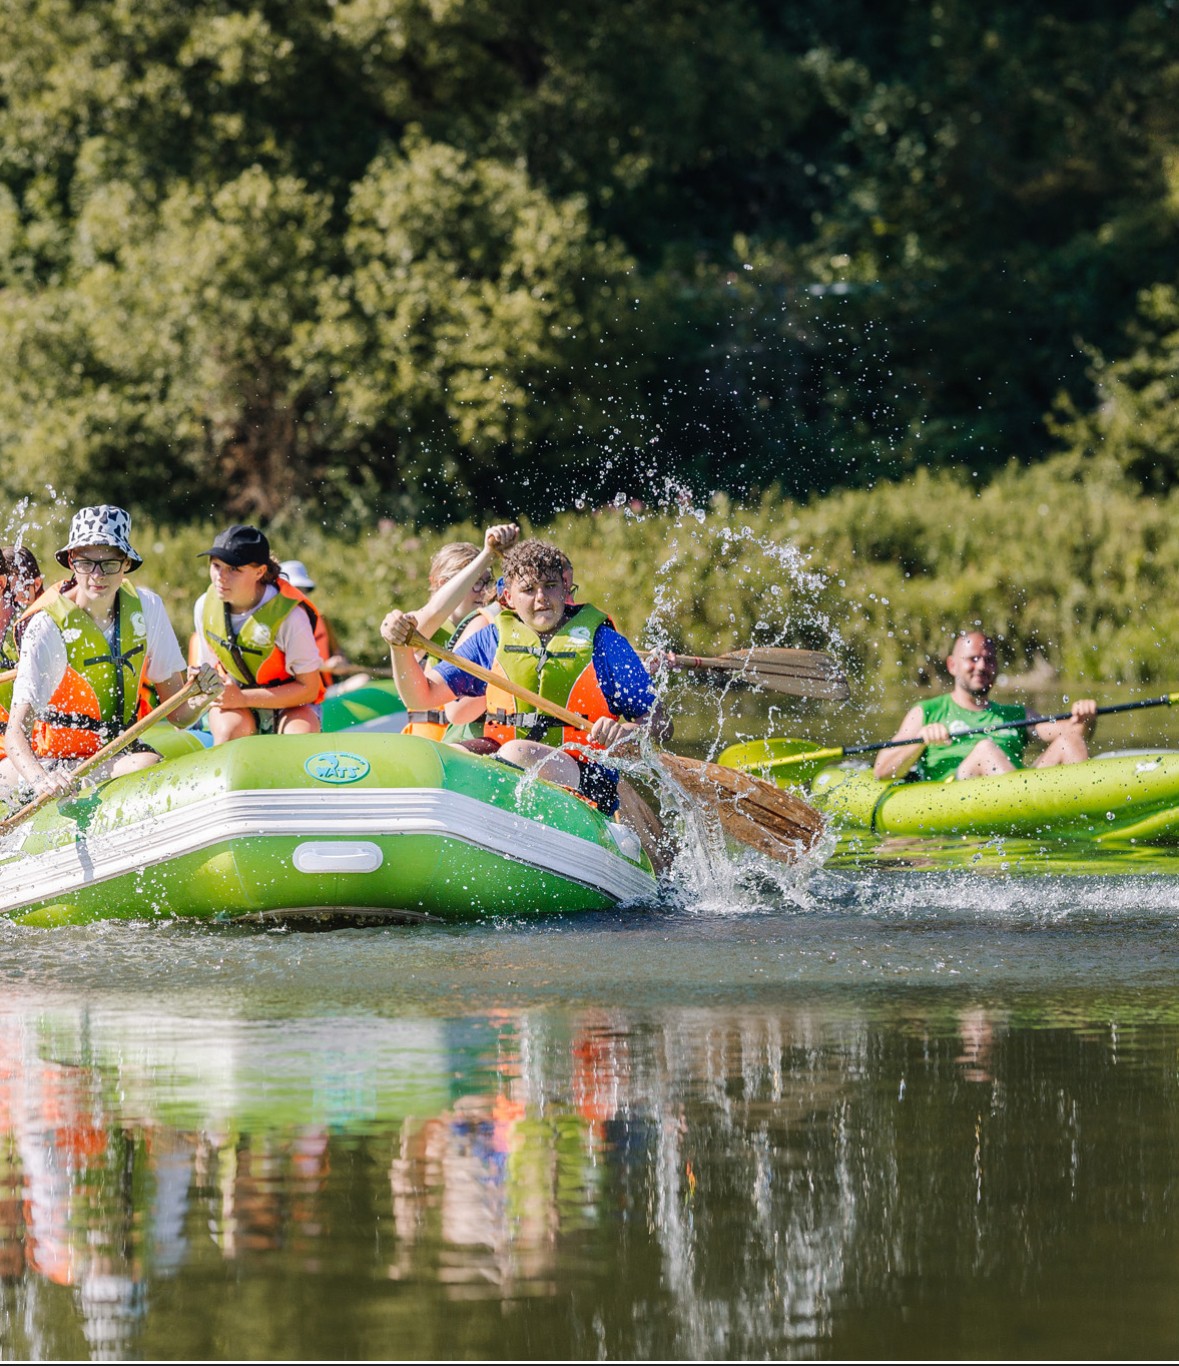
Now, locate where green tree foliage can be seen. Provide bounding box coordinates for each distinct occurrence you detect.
[1,0,1178,522]
[303,135,644,520]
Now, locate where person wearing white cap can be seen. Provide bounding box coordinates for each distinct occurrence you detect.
[0,505,220,800]
[278,560,349,680]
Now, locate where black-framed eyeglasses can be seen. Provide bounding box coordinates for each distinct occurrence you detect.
[70,555,127,576]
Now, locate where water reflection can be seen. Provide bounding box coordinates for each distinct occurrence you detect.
[1,995,1178,1358]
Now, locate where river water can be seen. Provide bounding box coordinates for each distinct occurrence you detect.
[4,688,1179,1359]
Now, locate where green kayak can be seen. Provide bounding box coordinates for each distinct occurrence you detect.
[808,754,1179,843]
[0,733,656,925]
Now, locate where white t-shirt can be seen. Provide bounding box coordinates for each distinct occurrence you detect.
[192,586,323,679]
[12,585,187,714]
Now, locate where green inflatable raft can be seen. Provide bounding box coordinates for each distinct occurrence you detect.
[788,751,1179,843]
[0,733,656,926]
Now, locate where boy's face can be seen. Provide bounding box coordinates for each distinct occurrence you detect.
[505,572,567,633]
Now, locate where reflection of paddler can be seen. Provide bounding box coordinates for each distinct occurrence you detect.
[0,506,219,803]
[572,1014,629,1130]
[20,1058,113,1287]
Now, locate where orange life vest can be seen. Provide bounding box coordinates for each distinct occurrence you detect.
[30,583,148,760]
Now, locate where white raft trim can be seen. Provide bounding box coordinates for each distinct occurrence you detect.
[0,787,657,913]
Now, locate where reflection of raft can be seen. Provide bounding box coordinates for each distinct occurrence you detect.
[808,754,1179,843]
[0,734,656,925]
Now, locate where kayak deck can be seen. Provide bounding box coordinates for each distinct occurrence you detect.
[809,752,1179,843]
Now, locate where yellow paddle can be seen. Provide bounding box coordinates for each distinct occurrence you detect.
[0,677,204,836]
[407,628,824,864]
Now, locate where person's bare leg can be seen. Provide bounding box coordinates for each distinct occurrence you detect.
[955,738,1016,780]
[276,705,322,735]
[497,738,580,788]
[208,706,258,745]
[1033,728,1089,768]
[108,751,162,778]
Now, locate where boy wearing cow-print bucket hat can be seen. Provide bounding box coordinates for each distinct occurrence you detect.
[0,505,221,802]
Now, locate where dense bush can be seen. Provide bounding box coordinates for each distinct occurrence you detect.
[10,454,1175,690]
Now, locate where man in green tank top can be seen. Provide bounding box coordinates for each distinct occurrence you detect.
[875,630,1098,782]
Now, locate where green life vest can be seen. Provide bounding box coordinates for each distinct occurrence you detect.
[41,582,147,735]
[486,605,611,747]
[201,586,306,687]
[914,693,1028,782]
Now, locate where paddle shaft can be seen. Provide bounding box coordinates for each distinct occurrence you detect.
[638,647,848,699]
[779,693,1179,768]
[637,647,834,672]
[331,646,846,695]
[0,677,203,835]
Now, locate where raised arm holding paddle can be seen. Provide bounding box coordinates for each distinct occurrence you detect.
[381,538,823,863]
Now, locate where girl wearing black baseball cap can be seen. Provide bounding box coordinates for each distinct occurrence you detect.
[193,524,326,743]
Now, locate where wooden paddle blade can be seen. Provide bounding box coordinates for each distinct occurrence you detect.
[721,649,851,701]
[654,753,825,864]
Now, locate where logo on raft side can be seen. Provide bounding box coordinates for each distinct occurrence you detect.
[304,751,371,785]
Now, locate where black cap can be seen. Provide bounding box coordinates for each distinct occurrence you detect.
[197,524,271,567]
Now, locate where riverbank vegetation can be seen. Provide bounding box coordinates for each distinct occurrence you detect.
[3,1,1179,525]
[14,454,1175,691]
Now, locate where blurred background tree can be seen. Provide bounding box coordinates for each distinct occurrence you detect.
[2,0,1178,525]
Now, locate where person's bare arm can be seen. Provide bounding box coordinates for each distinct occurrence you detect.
[1031,699,1097,743]
[214,671,323,712]
[379,611,459,710]
[154,665,224,727]
[873,704,937,779]
[409,523,519,641]
[3,701,75,797]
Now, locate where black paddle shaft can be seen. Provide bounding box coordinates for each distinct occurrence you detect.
[845,694,1178,758]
